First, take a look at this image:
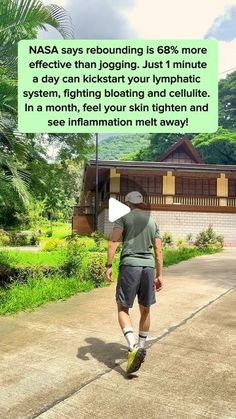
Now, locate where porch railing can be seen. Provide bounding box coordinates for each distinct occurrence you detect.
[115,194,221,207]
[73,194,236,215]
[73,205,93,215]
[173,195,220,206]
[115,194,166,205]
[227,197,236,207]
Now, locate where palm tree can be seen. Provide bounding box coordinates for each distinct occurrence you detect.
[0,0,73,51]
[0,0,73,217]
[0,0,73,102]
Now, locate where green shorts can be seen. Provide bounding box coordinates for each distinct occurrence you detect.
[116,265,156,308]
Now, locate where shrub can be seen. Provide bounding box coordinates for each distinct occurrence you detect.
[0,250,18,268]
[86,253,106,287]
[29,234,40,246]
[214,238,224,249]
[9,232,28,246]
[175,238,185,249]
[186,233,194,245]
[0,230,11,246]
[91,230,106,249]
[0,251,19,286]
[195,225,224,249]
[42,238,64,252]
[45,229,53,238]
[162,232,174,247]
[61,238,88,277]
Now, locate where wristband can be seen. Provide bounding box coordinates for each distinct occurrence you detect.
[105,263,112,268]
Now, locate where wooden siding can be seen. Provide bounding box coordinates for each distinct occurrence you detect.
[176,177,217,196]
[228,179,236,197]
[163,150,196,164]
[120,175,163,194]
[72,215,93,235]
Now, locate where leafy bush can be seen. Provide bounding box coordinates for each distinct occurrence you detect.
[61,238,88,277]
[0,251,19,286]
[0,245,221,315]
[175,238,185,249]
[91,230,107,250]
[0,231,41,247]
[162,232,174,247]
[186,233,194,245]
[195,225,224,249]
[86,253,106,287]
[0,230,11,246]
[10,232,28,246]
[0,250,18,268]
[45,229,53,238]
[42,238,64,252]
[29,234,40,246]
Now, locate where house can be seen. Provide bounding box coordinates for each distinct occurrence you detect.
[72,137,236,245]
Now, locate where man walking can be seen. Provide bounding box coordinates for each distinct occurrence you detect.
[106,191,163,374]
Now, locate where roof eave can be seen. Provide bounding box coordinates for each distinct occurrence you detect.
[88,159,236,173]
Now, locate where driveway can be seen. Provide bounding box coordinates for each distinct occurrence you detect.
[0,248,235,418]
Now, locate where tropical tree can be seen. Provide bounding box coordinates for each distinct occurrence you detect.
[0,0,73,222]
[123,72,236,163]
[0,0,73,64]
[133,133,194,161]
[219,71,236,130]
[192,127,236,164]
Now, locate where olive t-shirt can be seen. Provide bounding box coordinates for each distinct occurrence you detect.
[114,209,161,268]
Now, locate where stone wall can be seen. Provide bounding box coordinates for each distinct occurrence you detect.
[98,210,106,234]
[151,210,236,246]
[98,209,236,246]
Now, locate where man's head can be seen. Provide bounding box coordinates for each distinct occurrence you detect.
[125,191,145,209]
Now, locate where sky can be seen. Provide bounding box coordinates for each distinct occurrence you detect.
[41,0,236,77]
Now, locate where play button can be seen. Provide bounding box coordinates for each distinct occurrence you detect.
[108,198,130,222]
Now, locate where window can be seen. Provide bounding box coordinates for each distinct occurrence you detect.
[176,177,216,196]
[120,175,162,194]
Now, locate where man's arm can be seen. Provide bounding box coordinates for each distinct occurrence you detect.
[106,227,122,282]
[153,237,163,290]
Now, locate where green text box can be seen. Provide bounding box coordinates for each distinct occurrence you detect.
[18,39,218,133]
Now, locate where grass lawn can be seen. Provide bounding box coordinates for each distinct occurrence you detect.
[1,223,71,248]
[0,276,95,315]
[4,250,65,268]
[1,246,217,269]
[0,245,220,316]
[39,222,71,239]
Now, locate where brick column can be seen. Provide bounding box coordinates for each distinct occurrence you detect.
[217,173,228,206]
[109,168,120,196]
[163,171,175,204]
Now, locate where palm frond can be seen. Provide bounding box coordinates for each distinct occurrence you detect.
[0,0,73,43]
[0,155,30,204]
[0,117,29,160]
[0,76,17,113]
[46,4,74,39]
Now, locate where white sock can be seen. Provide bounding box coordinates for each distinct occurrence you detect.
[138,331,148,348]
[122,327,136,350]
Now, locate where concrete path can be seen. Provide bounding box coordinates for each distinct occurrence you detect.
[0,246,39,252]
[0,249,235,419]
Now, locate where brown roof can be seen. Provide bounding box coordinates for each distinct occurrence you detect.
[88,160,236,173]
[82,137,236,194]
[81,160,236,194]
[157,137,203,163]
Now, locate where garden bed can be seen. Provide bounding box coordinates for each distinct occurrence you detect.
[0,244,221,316]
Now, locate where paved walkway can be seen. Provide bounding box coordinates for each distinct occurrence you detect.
[0,249,236,419]
[0,246,39,252]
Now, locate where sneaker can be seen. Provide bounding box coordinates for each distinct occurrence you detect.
[126,346,146,374]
